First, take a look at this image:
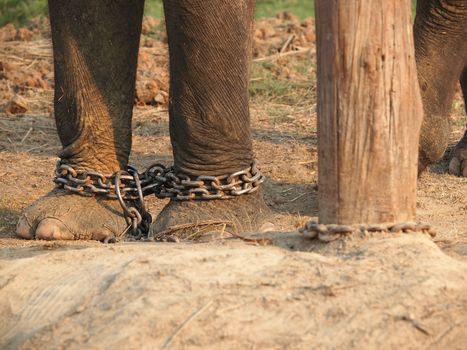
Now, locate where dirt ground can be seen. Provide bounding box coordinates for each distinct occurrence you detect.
[0,15,466,349]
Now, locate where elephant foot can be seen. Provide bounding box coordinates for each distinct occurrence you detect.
[150,191,274,242]
[418,114,451,175]
[16,189,128,241]
[449,131,467,177]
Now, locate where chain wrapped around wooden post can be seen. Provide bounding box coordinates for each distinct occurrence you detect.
[313,0,425,237]
[299,220,435,242]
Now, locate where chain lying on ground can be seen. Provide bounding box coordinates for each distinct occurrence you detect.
[300,220,436,242]
[54,160,265,239]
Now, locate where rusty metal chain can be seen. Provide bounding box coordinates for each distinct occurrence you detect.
[55,161,436,243]
[114,167,152,239]
[53,162,167,200]
[54,160,265,201]
[300,220,436,242]
[154,161,265,200]
[54,160,265,239]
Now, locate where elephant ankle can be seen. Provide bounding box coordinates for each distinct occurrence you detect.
[58,159,123,175]
[58,150,126,174]
[58,138,129,174]
[173,149,255,177]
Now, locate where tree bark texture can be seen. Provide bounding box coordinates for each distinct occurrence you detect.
[315,0,423,224]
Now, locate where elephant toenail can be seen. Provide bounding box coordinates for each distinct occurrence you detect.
[448,157,460,176]
[462,162,467,177]
[259,222,275,232]
[35,218,74,240]
[16,216,34,239]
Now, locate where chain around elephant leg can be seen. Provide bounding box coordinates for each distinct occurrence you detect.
[147,160,273,242]
[47,160,271,242]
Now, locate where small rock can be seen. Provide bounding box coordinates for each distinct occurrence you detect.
[0,23,17,41]
[5,95,28,115]
[16,28,34,41]
[305,29,315,43]
[154,91,168,105]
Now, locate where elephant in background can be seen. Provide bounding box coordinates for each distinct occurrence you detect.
[415,0,467,175]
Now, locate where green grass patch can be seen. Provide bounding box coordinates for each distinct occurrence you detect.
[0,0,47,27]
[249,56,315,126]
[256,0,313,19]
[249,57,314,106]
[145,0,164,19]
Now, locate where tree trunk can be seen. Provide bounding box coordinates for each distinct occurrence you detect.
[315,0,423,225]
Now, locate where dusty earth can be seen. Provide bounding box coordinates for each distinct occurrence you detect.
[0,15,466,349]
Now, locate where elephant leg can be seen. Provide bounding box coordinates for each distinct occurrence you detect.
[16,0,144,240]
[449,66,467,176]
[152,0,271,237]
[414,0,467,173]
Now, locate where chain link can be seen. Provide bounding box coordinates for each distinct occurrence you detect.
[53,162,166,200]
[300,220,436,242]
[53,160,265,240]
[154,161,265,200]
[54,160,265,201]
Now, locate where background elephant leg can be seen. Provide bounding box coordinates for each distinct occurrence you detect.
[152,0,272,237]
[414,0,467,173]
[449,66,467,176]
[16,0,145,241]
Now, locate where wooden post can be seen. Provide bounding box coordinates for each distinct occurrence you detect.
[315,0,423,225]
